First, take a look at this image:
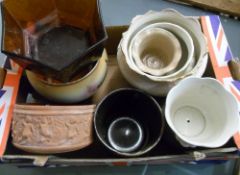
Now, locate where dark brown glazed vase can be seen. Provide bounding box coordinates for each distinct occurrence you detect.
[1,0,107,81]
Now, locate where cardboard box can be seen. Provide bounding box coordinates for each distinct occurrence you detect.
[0,15,239,167]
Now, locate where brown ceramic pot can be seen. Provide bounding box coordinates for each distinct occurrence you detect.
[12,104,95,154]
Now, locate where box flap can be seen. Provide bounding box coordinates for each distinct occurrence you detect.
[201,15,240,149]
[0,60,22,156]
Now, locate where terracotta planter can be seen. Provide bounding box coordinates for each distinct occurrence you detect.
[12,104,95,154]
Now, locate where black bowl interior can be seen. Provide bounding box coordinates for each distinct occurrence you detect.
[94,88,164,155]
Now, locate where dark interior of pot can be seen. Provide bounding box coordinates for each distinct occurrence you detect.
[1,0,107,81]
[94,89,164,155]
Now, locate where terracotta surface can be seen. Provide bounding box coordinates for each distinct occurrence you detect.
[12,104,95,154]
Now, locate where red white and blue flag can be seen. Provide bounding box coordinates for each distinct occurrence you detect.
[201,15,240,148]
[0,61,22,156]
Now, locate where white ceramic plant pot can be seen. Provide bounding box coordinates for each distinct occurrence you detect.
[129,22,195,80]
[117,46,178,96]
[26,50,108,103]
[165,77,239,148]
[121,9,208,81]
[131,27,182,76]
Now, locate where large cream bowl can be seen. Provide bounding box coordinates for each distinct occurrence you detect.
[26,50,108,103]
[121,9,208,82]
[118,46,179,96]
[129,22,195,80]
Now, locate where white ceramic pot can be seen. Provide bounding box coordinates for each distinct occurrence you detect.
[121,9,208,81]
[131,27,182,76]
[26,50,108,103]
[129,22,195,80]
[165,77,239,148]
[117,46,178,96]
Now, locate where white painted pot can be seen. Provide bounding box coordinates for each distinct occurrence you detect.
[117,46,178,96]
[129,22,195,80]
[121,9,208,82]
[131,27,182,76]
[165,77,239,147]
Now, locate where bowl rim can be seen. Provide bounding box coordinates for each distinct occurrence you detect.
[165,77,240,147]
[129,22,194,80]
[94,88,165,156]
[26,49,107,86]
[107,116,144,153]
[130,26,182,76]
[121,9,208,81]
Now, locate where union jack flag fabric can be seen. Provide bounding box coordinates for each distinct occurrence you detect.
[0,60,22,156]
[201,15,240,148]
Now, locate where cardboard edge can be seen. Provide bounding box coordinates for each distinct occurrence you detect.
[2,147,238,166]
[201,15,240,149]
[1,15,240,166]
[0,62,22,156]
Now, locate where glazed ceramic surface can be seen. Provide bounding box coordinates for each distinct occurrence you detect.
[117,9,208,96]
[94,88,164,156]
[129,22,195,80]
[117,47,178,96]
[26,50,108,103]
[165,77,239,148]
[1,0,107,81]
[107,117,143,153]
[131,27,182,76]
[121,9,208,81]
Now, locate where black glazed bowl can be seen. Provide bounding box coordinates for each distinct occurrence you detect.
[1,0,107,82]
[94,88,165,156]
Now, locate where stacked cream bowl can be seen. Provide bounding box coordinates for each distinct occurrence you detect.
[117,9,208,96]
